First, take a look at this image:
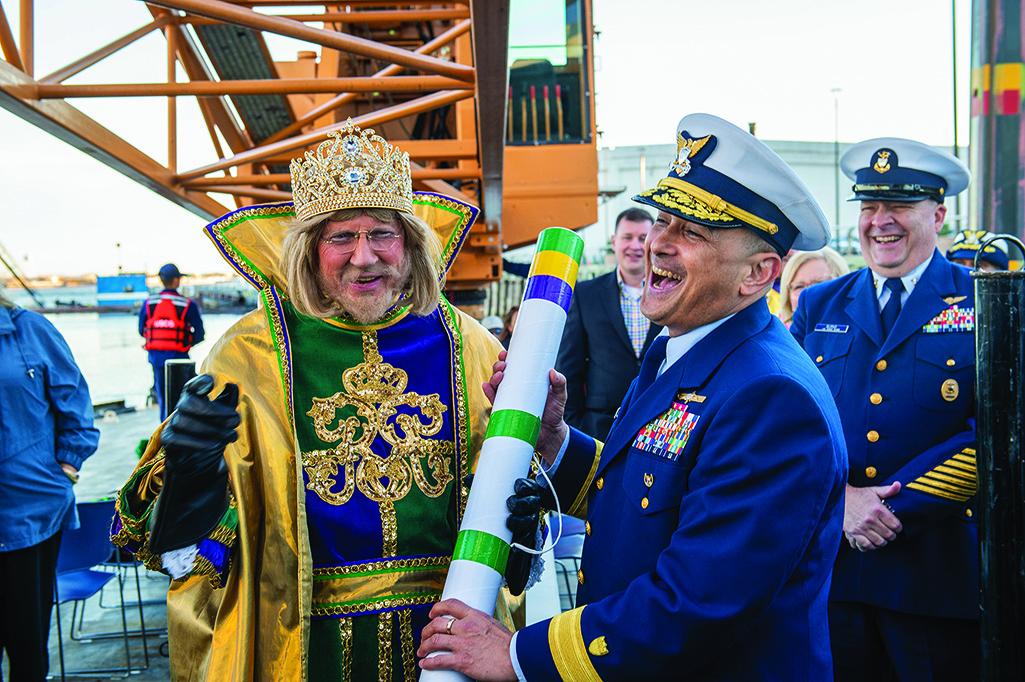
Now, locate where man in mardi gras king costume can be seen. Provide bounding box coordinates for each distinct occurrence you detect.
[111,121,539,681]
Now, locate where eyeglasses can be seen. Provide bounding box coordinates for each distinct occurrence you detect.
[790,279,830,294]
[321,227,402,253]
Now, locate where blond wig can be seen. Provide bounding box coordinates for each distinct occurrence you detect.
[281,207,442,320]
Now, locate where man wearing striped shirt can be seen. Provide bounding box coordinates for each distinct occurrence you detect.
[556,208,663,440]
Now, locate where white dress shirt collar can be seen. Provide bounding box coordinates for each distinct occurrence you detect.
[656,313,737,378]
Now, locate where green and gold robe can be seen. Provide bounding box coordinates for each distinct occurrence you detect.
[113,197,509,681]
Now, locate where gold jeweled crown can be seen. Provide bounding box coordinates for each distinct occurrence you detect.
[289,119,413,221]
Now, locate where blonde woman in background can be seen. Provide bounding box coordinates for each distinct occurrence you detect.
[778,247,850,328]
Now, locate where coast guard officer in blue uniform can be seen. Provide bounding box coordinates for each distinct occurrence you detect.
[946,228,1010,272]
[791,138,979,682]
[419,114,848,681]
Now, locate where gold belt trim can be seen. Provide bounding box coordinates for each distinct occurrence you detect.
[311,558,449,617]
[657,177,779,235]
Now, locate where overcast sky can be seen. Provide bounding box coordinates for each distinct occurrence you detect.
[0,1,973,277]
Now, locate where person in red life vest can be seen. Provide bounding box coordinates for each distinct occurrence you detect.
[138,263,205,420]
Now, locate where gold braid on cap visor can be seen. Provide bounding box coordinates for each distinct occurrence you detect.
[652,177,779,235]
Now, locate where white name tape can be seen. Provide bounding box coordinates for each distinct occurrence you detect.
[814,323,850,333]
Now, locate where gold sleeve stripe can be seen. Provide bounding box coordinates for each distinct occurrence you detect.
[549,607,603,682]
[932,465,975,480]
[906,448,977,502]
[905,481,974,502]
[926,468,976,485]
[567,439,604,518]
[914,474,976,493]
[940,460,975,473]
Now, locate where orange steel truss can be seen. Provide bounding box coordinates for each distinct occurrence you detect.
[0,1,597,287]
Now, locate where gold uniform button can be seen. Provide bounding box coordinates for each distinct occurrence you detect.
[876,359,888,371]
[966,508,973,518]
[870,393,882,405]
[585,521,592,536]
[641,497,649,509]
[596,477,604,490]
[947,358,956,367]
[577,569,585,585]
[816,355,824,363]
[865,466,878,478]
[867,430,880,442]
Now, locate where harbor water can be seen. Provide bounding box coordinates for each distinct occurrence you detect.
[5,285,248,409]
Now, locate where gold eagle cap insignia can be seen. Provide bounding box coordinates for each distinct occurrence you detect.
[671,133,712,176]
[944,295,968,306]
[588,636,610,656]
[873,150,891,173]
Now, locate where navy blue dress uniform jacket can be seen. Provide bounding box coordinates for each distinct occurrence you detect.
[791,251,978,620]
[557,271,662,440]
[517,301,848,682]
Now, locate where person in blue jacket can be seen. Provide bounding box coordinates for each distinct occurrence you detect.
[0,289,100,681]
[418,113,849,681]
[791,138,979,681]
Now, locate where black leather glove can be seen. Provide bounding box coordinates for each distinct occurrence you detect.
[504,477,542,596]
[148,374,241,554]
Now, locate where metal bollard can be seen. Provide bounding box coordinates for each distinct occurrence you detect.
[164,359,197,415]
[974,234,1025,681]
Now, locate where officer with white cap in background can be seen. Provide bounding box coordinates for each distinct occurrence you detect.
[792,138,979,682]
[419,113,848,682]
[946,228,1010,271]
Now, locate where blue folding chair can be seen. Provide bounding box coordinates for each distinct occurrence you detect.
[95,547,167,638]
[52,499,146,680]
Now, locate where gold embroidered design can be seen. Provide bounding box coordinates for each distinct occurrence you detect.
[310,592,443,618]
[378,611,394,682]
[438,298,471,523]
[399,610,416,682]
[339,618,353,682]
[421,196,477,275]
[381,500,398,557]
[302,330,455,505]
[648,185,737,224]
[205,204,292,291]
[264,287,295,430]
[312,555,449,578]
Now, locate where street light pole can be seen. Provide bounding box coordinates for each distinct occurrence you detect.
[832,88,842,250]
[951,0,961,232]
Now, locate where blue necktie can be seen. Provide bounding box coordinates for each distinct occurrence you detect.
[880,277,905,338]
[637,335,669,392]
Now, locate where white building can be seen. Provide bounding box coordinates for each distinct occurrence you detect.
[553,140,969,265]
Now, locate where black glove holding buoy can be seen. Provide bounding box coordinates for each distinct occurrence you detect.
[148,374,240,554]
